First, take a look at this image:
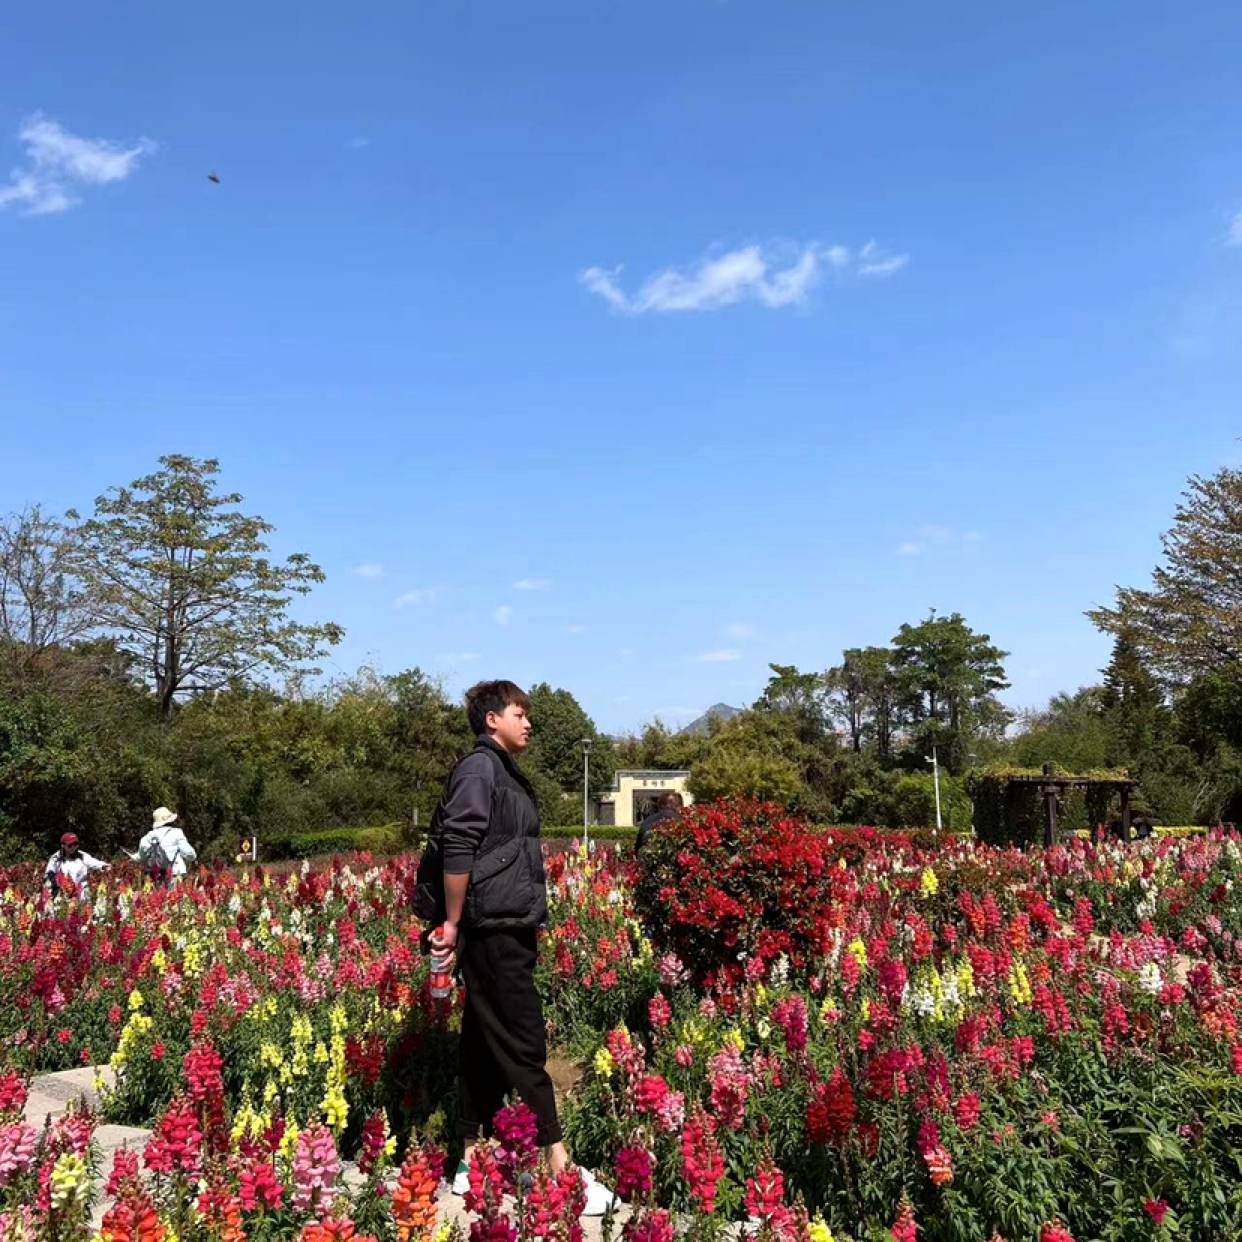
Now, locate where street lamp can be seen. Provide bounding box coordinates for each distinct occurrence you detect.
[580,738,593,851]
[925,744,943,835]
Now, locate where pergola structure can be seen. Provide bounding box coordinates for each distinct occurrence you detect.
[1000,763,1139,847]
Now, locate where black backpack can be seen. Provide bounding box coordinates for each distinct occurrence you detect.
[413,746,507,924]
[145,831,173,879]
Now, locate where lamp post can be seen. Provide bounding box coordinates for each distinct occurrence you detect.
[926,744,943,834]
[580,738,593,851]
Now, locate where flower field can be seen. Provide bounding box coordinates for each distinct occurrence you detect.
[2,803,1241,1241]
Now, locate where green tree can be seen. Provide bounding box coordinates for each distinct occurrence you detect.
[1088,465,1242,682]
[524,682,616,796]
[72,455,343,719]
[891,611,1010,773]
[826,646,898,758]
[1007,687,1115,772]
[686,745,803,805]
[1099,634,1168,761]
[614,719,712,771]
[385,667,473,821]
[754,663,827,736]
[0,506,94,686]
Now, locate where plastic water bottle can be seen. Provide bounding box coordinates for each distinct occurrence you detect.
[429,927,455,1001]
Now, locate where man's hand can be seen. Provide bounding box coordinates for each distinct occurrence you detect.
[431,921,459,951]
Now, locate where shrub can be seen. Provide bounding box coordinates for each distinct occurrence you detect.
[281,823,406,859]
[632,799,915,986]
[542,825,638,841]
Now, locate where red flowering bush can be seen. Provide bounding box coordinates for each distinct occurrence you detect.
[632,800,912,984]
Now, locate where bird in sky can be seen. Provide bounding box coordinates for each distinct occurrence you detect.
[207,172,221,184]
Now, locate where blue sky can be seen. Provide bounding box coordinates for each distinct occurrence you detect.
[2,1,1241,733]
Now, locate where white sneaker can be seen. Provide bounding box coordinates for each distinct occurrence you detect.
[580,1169,617,1217]
[451,1160,470,1196]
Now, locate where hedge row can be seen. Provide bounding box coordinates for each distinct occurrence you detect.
[278,823,407,859]
[541,825,638,841]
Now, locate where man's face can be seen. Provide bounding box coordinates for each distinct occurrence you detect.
[488,702,533,754]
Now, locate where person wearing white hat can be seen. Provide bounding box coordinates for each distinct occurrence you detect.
[134,807,197,884]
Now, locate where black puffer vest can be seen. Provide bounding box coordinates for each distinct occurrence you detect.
[416,738,546,931]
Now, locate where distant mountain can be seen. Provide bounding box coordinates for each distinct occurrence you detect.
[679,702,743,737]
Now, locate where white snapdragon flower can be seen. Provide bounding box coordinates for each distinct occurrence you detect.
[1138,961,1163,995]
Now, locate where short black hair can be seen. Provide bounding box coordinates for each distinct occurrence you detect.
[465,680,532,736]
[658,792,683,811]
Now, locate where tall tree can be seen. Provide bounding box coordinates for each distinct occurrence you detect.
[754,663,829,745]
[0,506,93,683]
[524,682,616,794]
[827,646,897,757]
[1099,634,1168,761]
[891,610,1010,772]
[1088,465,1242,682]
[72,455,343,719]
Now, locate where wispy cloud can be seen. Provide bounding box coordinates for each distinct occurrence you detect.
[857,240,910,278]
[698,648,742,663]
[494,605,513,626]
[347,136,372,150]
[581,240,908,315]
[0,114,155,216]
[393,587,439,608]
[565,623,589,634]
[512,577,550,591]
[896,526,982,557]
[438,651,480,664]
[352,562,384,579]
[724,622,754,640]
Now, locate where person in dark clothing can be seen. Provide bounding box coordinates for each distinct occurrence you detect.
[429,679,615,1215]
[635,791,684,852]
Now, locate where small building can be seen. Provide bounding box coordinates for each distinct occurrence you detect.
[596,769,693,828]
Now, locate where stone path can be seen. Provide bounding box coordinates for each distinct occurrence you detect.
[25,1067,627,1237]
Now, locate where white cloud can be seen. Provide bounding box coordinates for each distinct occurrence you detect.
[565,623,589,634]
[347,136,372,150]
[724,623,754,640]
[583,240,908,313]
[393,587,439,608]
[857,240,910,278]
[897,526,982,557]
[580,266,630,311]
[0,114,155,216]
[352,562,384,579]
[512,577,550,591]
[494,605,513,626]
[699,648,742,663]
[1226,211,1242,247]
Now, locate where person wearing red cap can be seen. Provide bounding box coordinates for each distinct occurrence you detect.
[44,832,110,894]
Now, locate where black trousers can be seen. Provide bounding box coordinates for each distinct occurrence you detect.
[457,927,563,1147]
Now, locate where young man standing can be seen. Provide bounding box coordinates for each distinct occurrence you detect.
[429,679,614,1216]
